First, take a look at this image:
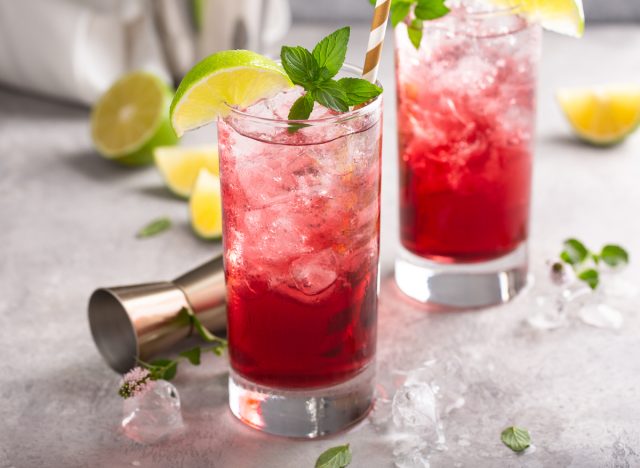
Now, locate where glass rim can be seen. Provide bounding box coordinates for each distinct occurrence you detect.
[222,63,383,128]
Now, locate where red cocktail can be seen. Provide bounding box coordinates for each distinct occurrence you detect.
[218,65,382,436]
[394,4,541,306]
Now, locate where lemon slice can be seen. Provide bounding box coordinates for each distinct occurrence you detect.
[492,0,584,37]
[170,50,293,137]
[557,84,640,146]
[154,145,219,198]
[189,169,223,240]
[91,72,178,166]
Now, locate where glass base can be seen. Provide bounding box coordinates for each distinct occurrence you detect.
[394,242,528,308]
[228,365,375,438]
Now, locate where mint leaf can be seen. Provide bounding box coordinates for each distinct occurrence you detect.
[391,1,413,26]
[408,18,424,49]
[137,217,171,238]
[578,268,599,289]
[179,347,202,365]
[415,0,450,20]
[288,93,314,120]
[338,78,383,106]
[312,81,349,112]
[312,27,350,78]
[600,244,629,267]
[148,359,178,381]
[501,426,531,453]
[315,444,352,468]
[560,238,589,265]
[281,46,319,87]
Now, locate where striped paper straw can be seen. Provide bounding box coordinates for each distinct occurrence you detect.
[362,0,392,83]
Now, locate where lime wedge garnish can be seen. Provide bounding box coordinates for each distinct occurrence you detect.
[170,50,293,137]
[154,145,219,198]
[557,84,640,146]
[91,72,178,166]
[189,169,222,240]
[492,0,584,37]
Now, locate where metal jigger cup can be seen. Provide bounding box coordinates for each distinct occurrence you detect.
[88,255,226,373]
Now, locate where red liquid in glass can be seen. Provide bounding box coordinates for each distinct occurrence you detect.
[395,18,538,263]
[218,90,381,388]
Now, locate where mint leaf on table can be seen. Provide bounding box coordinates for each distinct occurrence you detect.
[137,217,171,238]
[577,268,599,290]
[600,244,629,267]
[501,426,531,453]
[312,26,350,77]
[280,27,383,128]
[415,0,450,20]
[148,359,178,381]
[560,238,589,265]
[315,444,352,468]
[179,347,202,365]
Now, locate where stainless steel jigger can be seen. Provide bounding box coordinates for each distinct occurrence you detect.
[88,255,226,373]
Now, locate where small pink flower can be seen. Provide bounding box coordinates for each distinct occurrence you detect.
[119,367,153,399]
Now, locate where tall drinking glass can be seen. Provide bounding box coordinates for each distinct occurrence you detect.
[218,64,383,438]
[394,3,541,308]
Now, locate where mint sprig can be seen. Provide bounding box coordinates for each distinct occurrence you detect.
[369,0,450,49]
[558,238,629,290]
[281,27,383,122]
[136,308,228,382]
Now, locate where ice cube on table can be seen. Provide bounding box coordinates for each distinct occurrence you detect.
[121,380,184,444]
[579,303,623,330]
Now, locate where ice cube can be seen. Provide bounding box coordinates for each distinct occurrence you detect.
[392,381,438,430]
[393,436,430,468]
[290,249,337,295]
[121,380,184,444]
[578,303,623,330]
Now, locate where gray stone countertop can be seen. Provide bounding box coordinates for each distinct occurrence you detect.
[1,23,639,468]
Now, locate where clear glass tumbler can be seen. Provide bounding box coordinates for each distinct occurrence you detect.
[218,64,383,437]
[394,2,542,308]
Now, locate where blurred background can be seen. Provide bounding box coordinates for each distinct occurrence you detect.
[0,0,638,106]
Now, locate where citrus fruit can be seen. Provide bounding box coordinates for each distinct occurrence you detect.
[557,84,640,146]
[91,72,178,166]
[154,145,219,198]
[189,169,222,240]
[492,0,584,37]
[170,50,293,137]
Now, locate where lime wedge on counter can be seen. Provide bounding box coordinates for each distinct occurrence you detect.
[189,169,223,240]
[170,50,293,137]
[91,72,178,166]
[557,84,640,146]
[154,145,219,198]
[492,0,584,37]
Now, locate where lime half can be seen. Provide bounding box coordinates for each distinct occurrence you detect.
[91,72,178,166]
[189,169,223,240]
[154,145,219,198]
[557,84,640,146]
[170,50,293,137]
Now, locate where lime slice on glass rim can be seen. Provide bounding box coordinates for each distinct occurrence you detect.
[170,50,293,137]
[91,72,178,166]
[154,145,219,198]
[491,0,585,37]
[189,168,223,240]
[557,84,640,146]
